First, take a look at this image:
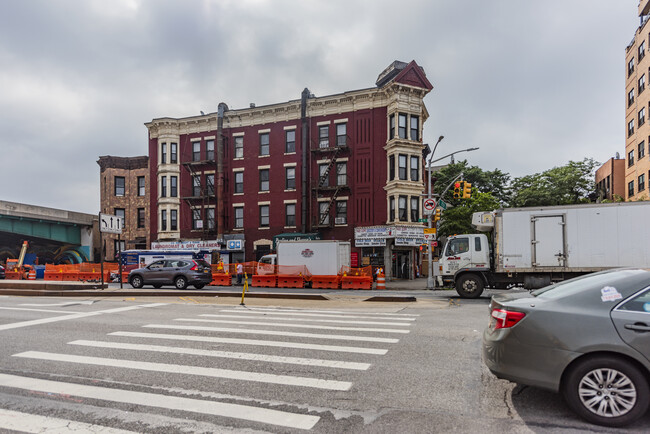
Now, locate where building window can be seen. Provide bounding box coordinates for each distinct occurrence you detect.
[335,200,347,224]
[137,176,145,196]
[161,143,167,164]
[161,209,167,231]
[336,162,347,186]
[206,174,215,196]
[640,41,646,61]
[192,208,202,230]
[170,176,177,197]
[629,180,635,198]
[629,150,635,167]
[639,174,646,192]
[285,130,295,153]
[259,205,270,227]
[640,141,646,160]
[160,176,167,197]
[234,206,243,229]
[336,123,347,146]
[114,176,125,196]
[319,125,329,148]
[170,209,177,230]
[410,196,419,222]
[114,208,125,222]
[234,172,244,193]
[285,203,296,227]
[318,164,329,187]
[114,240,125,256]
[398,114,407,139]
[629,119,635,137]
[640,74,646,94]
[259,169,269,191]
[192,175,201,197]
[206,140,214,160]
[192,141,201,161]
[629,58,635,77]
[170,143,177,163]
[389,196,395,221]
[398,154,407,180]
[410,156,419,181]
[319,202,330,225]
[389,114,395,140]
[285,167,296,190]
[207,208,215,230]
[640,107,646,127]
[234,136,244,159]
[259,133,269,156]
[398,195,407,222]
[137,208,145,228]
[629,88,635,107]
[410,116,419,141]
[389,155,395,181]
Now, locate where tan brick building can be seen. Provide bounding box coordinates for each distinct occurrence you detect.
[97,156,150,260]
[625,0,650,200]
[595,156,625,200]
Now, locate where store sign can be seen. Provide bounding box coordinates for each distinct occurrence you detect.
[355,238,386,247]
[395,237,425,247]
[227,240,242,250]
[355,227,390,239]
[151,240,224,250]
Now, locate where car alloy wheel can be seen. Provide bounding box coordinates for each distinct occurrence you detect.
[578,368,636,418]
[130,275,143,289]
[175,276,188,290]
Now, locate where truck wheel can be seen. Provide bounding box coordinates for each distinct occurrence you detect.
[456,274,484,298]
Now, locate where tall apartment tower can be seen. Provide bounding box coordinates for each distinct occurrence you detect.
[145,60,432,279]
[625,1,650,200]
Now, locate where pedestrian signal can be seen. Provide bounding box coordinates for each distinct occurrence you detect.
[462,182,472,199]
[453,182,461,199]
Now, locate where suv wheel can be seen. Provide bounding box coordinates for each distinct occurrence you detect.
[174,276,188,290]
[130,275,144,289]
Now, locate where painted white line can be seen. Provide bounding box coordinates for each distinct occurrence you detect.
[109,331,388,355]
[0,307,84,314]
[0,408,137,433]
[176,318,409,334]
[0,303,167,332]
[201,313,412,327]
[70,340,371,371]
[144,324,400,343]
[0,373,319,430]
[223,307,419,317]
[219,309,416,321]
[21,300,96,307]
[13,351,352,391]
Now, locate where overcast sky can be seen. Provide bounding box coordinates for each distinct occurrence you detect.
[0,0,639,214]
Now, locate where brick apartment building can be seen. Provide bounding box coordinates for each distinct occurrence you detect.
[625,0,650,200]
[595,156,626,201]
[97,156,150,260]
[145,60,432,279]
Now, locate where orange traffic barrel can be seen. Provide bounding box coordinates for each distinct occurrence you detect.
[28,269,36,280]
[376,273,385,290]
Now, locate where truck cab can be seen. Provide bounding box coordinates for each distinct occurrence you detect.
[257,254,277,275]
[439,233,491,297]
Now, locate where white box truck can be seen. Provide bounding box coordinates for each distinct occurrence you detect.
[257,240,351,277]
[439,202,650,298]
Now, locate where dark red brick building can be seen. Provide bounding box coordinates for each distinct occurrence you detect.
[145,60,432,279]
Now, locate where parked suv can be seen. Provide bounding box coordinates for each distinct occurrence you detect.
[128,259,212,290]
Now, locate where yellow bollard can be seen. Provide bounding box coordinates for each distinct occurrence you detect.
[240,272,249,305]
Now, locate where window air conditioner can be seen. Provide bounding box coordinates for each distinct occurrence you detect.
[335,217,346,225]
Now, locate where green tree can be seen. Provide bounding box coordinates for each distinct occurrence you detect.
[438,191,501,237]
[431,160,511,207]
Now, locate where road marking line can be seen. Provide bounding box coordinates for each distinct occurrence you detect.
[13,351,353,391]
[0,408,137,433]
[144,324,400,343]
[219,309,417,321]
[109,331,388,355]
[223,307,419,317]
[0,373,320,430]
[201,313,412,327]
[0,303,167,332]
[176,318,409,334]
[21,301,96,307]
[0,307,84,314]
[70,340,371,370]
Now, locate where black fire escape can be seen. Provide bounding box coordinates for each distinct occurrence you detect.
[181,149,217,238]
[311,132,351,228]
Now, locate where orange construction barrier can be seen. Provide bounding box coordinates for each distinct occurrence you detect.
[311,275,340,289]
[211,273,232,286]
[277,274,304,288]
[341,275,373,290]
[252,274,277,288]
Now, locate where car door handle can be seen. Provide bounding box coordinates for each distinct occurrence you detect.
[624,323,650,332]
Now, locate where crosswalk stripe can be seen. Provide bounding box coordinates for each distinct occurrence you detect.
[0,408,137,433]
[13,351,353,391]
[222,307,419,317]
[144,324,400,343]
[69,340,371,370]
[0,307,84,314]
[219,309,417,321]
[201,313,412,327]
[0,373,320,430]
[109,331,388,355]
[175,318,410,334]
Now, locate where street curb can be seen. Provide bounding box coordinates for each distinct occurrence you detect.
[364,296,417,302]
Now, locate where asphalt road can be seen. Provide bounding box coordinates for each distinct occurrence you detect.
[0,293,648,433]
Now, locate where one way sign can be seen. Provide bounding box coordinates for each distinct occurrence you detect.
[100,213,124,234]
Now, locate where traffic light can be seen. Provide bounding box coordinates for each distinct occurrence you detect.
[434,208,441,222]
[462,182,472,199]
[453,182,461,199]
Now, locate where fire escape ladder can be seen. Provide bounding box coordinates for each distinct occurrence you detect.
[319,186,341,226]
[317,147,340,188]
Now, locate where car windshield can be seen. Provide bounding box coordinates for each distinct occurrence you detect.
[532,268,648,299]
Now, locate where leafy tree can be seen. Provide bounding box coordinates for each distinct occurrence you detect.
[438,191,501,237]
[430,160,511,207]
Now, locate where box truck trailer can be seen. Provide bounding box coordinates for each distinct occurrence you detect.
[257,240,351,277]
[439,201,650,298]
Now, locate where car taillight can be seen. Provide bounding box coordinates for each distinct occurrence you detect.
[190,261,198,271]
[491,308,525,329]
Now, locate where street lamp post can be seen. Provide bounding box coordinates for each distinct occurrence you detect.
[426,145,479,290]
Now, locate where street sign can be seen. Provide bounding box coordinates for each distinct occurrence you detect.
[424,228,436,234]
[418,218,428,223]
[424,233,437,241]
[437,199,448,210]
[100,213,123,234]
[423,198,437,215]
